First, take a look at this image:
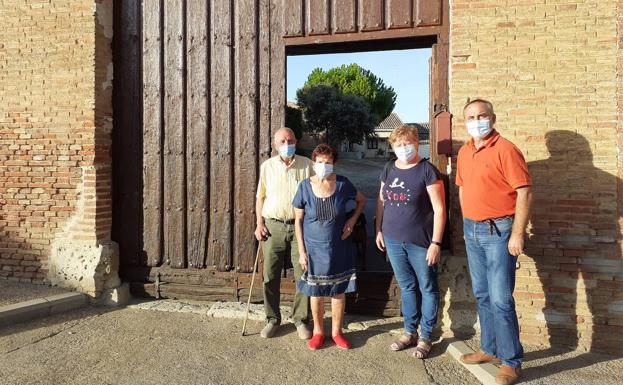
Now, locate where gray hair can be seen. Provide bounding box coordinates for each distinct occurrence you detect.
[463,98,495,115]
[273,127,296,141]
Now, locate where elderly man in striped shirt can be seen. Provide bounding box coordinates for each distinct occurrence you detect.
[255,127,314,340]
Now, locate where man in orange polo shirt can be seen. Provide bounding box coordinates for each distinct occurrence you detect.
[456,99,532,385]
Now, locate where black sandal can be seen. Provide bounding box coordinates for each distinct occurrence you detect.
[412,338,432,359]
[389,332,417,351]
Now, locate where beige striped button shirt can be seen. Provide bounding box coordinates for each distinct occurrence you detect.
[256,154,314,221]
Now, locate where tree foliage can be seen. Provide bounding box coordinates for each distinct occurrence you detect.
[304,64,396,125]
[285,104,304,140]
[296,84,375,146]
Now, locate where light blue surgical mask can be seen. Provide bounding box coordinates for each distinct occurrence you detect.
[466,119,492,139]
[278,144,296,158]
[314,162,334,179]
[394,144,417,162]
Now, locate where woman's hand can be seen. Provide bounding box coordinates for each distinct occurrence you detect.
[375,231,385,251]
[426,243,441,266]
[341,217,357,240]
[299,251,308,271]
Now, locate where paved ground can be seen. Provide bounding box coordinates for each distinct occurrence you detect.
[461,338,623,385]
[1,297,623,385]
[0,303,477,385]
[0,280,69,307]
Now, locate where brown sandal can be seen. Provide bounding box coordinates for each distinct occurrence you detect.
[389,332,417,351]
[412,338,432,359]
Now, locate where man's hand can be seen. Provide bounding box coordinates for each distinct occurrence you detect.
[254,222,269,241]
[508,232,524,257]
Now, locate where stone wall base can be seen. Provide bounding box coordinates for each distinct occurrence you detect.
[47,239,124,303]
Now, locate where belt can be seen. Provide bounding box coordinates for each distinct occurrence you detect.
[476,216,513,236]
[475,215,514,223]
[267,218,295,225]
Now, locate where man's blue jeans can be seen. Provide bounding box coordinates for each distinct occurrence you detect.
[463,217,524,368]
[385,237,439,340]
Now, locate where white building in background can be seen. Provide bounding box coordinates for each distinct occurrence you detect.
[295,107,430,160]
[341,112,430,159]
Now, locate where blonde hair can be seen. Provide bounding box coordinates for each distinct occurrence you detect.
[389,124,419,145]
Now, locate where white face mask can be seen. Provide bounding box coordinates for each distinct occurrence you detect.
[314,162,334,179]
[466,119,492,139]
[394,144,417,162]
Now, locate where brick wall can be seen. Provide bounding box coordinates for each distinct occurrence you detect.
[0,1,113,287]
[449,0,623,354]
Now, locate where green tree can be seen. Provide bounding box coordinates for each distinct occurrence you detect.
[296,84,375,146]
[285,104,304,140]
[305,64,396,125]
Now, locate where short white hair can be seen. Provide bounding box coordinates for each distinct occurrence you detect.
[273,127,295,141]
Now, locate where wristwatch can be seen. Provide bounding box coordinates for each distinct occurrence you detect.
[431,240,442,246]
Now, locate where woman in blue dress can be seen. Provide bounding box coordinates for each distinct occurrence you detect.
[293,144,366,350]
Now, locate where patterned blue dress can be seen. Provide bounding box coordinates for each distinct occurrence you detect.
[292,175,358,297]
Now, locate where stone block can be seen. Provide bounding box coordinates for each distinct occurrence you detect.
[99,282,130,307]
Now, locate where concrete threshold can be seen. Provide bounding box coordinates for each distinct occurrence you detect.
[447,340,498,385]
[0,292,88,327]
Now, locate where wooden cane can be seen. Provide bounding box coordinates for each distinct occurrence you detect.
[241,243,263,336]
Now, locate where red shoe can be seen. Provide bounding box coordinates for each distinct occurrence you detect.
[332,334,352,350]
[308,334,325,350]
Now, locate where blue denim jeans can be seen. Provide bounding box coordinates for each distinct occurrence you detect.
[385,237,439,340]
[463,217,524,368]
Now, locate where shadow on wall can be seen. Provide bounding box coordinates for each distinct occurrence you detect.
[437,253,478,339]
[528,130,623,358]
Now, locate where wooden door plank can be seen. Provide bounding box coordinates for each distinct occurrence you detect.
[259,0,272,164]
[430,42,449,171]
[114,0,143,266]
[186,0,209,269]
[429,44,438,166]
[208,0,233,271]
[257,0,272,277]
[233,0,259,272]
[142,0,163,267]
[386,0,412,29]
[270,0,286,132]
[359,0,383,31]
[307,0,330,35]
[331,0,357,34]
[163,0,186,268]
[283,0,304,37]
[414,0,441,26]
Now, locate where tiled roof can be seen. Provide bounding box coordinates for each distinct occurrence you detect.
[374,113,430,141]
[375,112,403,131]
[407,122,430,141]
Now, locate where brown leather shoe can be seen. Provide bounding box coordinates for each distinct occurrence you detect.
[495,365,521,385]
[460,351,502,365]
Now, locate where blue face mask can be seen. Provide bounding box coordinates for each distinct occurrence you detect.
[394,144,417,162]
[278,144,296,158]
[314,162,334,179]
[466,119,492,139]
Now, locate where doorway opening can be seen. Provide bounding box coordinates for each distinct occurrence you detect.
[286,45,433,273]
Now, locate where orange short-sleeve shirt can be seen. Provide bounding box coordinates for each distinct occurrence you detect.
[456,131,531,221]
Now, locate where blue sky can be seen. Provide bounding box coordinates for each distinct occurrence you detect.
[287,48,431,123]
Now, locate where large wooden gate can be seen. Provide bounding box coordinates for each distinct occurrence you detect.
[113,0,448,315]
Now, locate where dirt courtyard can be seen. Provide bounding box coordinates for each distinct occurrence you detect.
[0,305,475,385]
